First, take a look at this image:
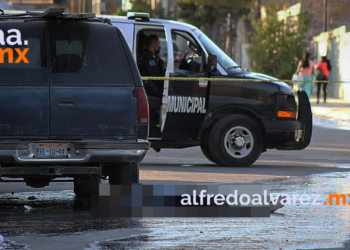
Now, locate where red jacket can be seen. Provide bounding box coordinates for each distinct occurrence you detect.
[317,62,330,77]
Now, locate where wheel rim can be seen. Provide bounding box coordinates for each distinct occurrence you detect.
[224,126,254,159]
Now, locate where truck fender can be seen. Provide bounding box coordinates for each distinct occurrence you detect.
[288,90,313,150]
[199,105,264,140]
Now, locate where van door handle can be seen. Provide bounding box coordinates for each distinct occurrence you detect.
[56,98,75,107]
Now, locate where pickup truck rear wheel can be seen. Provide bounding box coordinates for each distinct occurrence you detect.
[74,175,100,197]
[208,114,263,167]
[109,163,139,185]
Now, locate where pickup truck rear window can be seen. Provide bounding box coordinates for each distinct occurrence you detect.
[49,22,134,86]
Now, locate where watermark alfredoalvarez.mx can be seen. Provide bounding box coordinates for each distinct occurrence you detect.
[324,194,350,205]
[91,184,350,218]
[180,190,322,206]
[181,190,350,206]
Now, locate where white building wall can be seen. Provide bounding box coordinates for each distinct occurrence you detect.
[339,32,350,101]
[313,26,350,101]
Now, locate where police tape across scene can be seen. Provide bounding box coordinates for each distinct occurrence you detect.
[141,76,348,84]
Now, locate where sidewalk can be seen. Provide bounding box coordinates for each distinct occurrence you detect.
[309,97,350,122]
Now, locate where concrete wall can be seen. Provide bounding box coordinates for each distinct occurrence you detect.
[234,18,251,70]
[313,26,350,101]
[339,32,350,101]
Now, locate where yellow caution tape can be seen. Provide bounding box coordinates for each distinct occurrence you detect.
[141,76,349,84]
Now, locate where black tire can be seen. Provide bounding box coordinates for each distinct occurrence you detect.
[200,129,219,164]
[109,163,139,185]
[208,114,263,167]
[74,175,100,197]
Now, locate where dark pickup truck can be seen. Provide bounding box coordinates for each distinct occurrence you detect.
[0,9,150,196]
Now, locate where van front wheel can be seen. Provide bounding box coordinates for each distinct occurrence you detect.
[200,129,219,164]
[208,115,263,167]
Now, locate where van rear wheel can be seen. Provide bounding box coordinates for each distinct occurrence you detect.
[208,114,263,167]
[108,163,139,185]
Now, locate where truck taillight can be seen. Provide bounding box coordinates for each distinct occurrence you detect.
[136,87,149,125]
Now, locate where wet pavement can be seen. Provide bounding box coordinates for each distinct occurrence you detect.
[1,98,350,250]
[89,173,350,250]
[2,171,350,249]
[0,191,142,236]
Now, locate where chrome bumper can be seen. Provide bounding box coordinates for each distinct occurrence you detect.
[0,139,149,164]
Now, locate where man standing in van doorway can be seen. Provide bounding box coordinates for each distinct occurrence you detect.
[139,34,166,99]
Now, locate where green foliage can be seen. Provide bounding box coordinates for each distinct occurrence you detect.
[177,0,252,9]
[129,0,165,19]
[176,0,253,27]
[176,0,252,57]
[153,4,166,19]
[177,3,228,30]
[246,2,313,79]
[129,0,152,13]
[115,7,127,16]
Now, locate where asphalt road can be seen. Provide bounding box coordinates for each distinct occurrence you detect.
[141,125,350,184]
[1,125,350,250]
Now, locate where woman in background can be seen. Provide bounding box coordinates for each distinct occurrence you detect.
[315,56,331,104]
[296,52,314,98]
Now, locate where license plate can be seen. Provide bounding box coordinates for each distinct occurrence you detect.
[34,143,68,158]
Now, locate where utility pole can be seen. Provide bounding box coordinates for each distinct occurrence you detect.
[323,0,328,32]
[225,12,231,56]
[255,0,261,19]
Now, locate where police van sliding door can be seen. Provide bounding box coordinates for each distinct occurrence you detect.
[161,30,209,141]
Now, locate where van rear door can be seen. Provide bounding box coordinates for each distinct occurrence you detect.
[48,22,137,139]
[0,22,49,139]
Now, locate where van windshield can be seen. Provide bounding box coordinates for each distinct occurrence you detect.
[194,29,241,73]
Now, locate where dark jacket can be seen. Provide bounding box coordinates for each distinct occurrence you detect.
[138,49,166,98]
[139,49,166,77]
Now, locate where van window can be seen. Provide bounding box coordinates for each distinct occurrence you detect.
[171,30,204,72]
[195,29,241,73]
[0,22,47,85]
[137,29,166,65]
[49,22,133,86]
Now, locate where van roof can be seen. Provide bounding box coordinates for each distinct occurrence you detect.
[100,14,198,31]
[0,8,111,24]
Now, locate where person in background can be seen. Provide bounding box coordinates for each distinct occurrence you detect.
[138,34,166,124]
[315,56,331,104]
[139,35,165,77]
[296,52,314,98]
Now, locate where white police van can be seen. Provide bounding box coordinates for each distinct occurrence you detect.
[102,12,312,167]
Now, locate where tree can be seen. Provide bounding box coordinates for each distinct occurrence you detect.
[246,2,313,80]
[153,4,166,19]
[129,0,152,13]
[128,0,165,19]
[115,7,127,16]
[176,0,253,58]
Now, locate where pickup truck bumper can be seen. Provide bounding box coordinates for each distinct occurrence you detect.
[263,90,312,150]
[0,139,150,164]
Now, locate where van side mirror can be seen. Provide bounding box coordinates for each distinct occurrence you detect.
[207,53,217,72]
